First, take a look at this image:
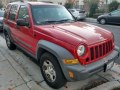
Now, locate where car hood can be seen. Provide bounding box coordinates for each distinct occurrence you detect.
[98,13,109,18]
[35,22,112,46]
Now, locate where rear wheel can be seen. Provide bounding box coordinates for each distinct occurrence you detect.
[5,33,16,50]
[40,53,67,89]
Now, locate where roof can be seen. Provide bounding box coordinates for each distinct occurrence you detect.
[9,1,58,6]
[28,2,58,6]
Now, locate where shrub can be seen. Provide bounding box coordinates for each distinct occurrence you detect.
[109,1,120,12]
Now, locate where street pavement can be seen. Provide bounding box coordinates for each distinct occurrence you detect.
[0,18,120,90]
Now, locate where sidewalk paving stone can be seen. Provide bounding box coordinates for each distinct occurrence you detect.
[0,60,24,90]
[0,51,6,61]
[27,81,45,90]
[13,84,29,90]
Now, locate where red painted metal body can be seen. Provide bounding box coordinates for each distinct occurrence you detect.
[4,2,114,65]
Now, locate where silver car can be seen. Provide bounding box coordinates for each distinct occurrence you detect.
[0,10,4,31]
[68,9,86,20]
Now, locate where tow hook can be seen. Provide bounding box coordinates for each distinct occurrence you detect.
[104,64,107,72]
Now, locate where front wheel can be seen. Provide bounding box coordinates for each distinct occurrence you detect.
[99,18,106,25]
[40,53,67,89]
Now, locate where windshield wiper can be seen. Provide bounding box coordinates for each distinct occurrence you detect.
[39,19,75,25]
[57,19,75,23]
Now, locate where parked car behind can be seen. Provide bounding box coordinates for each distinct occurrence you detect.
[77,9,86,20]
[0,10,4,31]
[68,9,86,20]
[97,9,120,24]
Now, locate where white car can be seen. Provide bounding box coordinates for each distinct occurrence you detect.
[68,9,86,20]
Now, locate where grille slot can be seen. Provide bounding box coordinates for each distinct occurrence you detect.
[89,40,113,61]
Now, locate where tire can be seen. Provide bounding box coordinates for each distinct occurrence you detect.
[99,18,106,25]
[40,52,67,89]
[5,33,16,50]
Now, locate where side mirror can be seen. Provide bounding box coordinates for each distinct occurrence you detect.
[16,19,29,27]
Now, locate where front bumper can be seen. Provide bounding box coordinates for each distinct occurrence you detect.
[66,46,119,81]
[78,16,86,20]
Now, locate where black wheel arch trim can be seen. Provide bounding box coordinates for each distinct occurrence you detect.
[3,25,14,42]
[36,40,75,81]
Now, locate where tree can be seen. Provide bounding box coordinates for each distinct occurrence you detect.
[89,0,99,17]
[65,0,74,9]
[109,1,120,12]
[65,3,73,9]
[0,2,3,9]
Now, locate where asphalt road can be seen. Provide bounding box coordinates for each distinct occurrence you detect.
[0,20,120,64]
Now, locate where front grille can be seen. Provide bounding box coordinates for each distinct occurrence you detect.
[89,40,113,62]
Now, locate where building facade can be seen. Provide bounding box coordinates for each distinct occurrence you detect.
[37,0,67,5]
[37,0,84,8]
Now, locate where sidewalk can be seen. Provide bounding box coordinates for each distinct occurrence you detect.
[0,36,45,90]
[0,35,120,90]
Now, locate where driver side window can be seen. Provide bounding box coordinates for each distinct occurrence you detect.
[18,5,29,19]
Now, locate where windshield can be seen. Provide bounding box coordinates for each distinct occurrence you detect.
[0,11,4,17]
[31,5,74,25]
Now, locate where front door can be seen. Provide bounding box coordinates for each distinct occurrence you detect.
[15,5,36,55]
[108,10,120,24]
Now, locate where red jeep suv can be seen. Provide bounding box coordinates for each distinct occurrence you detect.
[3,1,120,89]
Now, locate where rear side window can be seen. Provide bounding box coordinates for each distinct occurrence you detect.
[8,4,18,21]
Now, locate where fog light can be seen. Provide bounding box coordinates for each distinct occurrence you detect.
[69,71,74,78]
[63,59,79,65]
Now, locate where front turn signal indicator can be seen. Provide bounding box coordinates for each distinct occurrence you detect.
[63,59,79,65]
[68,71,74,78]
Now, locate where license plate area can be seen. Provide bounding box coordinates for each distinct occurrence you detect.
[104,61,114,72]
[107,61,114,70]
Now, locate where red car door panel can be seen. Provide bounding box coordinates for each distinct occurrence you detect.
[15,5,36,55]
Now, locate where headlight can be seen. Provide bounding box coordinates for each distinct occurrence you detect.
[77,45,85,56]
